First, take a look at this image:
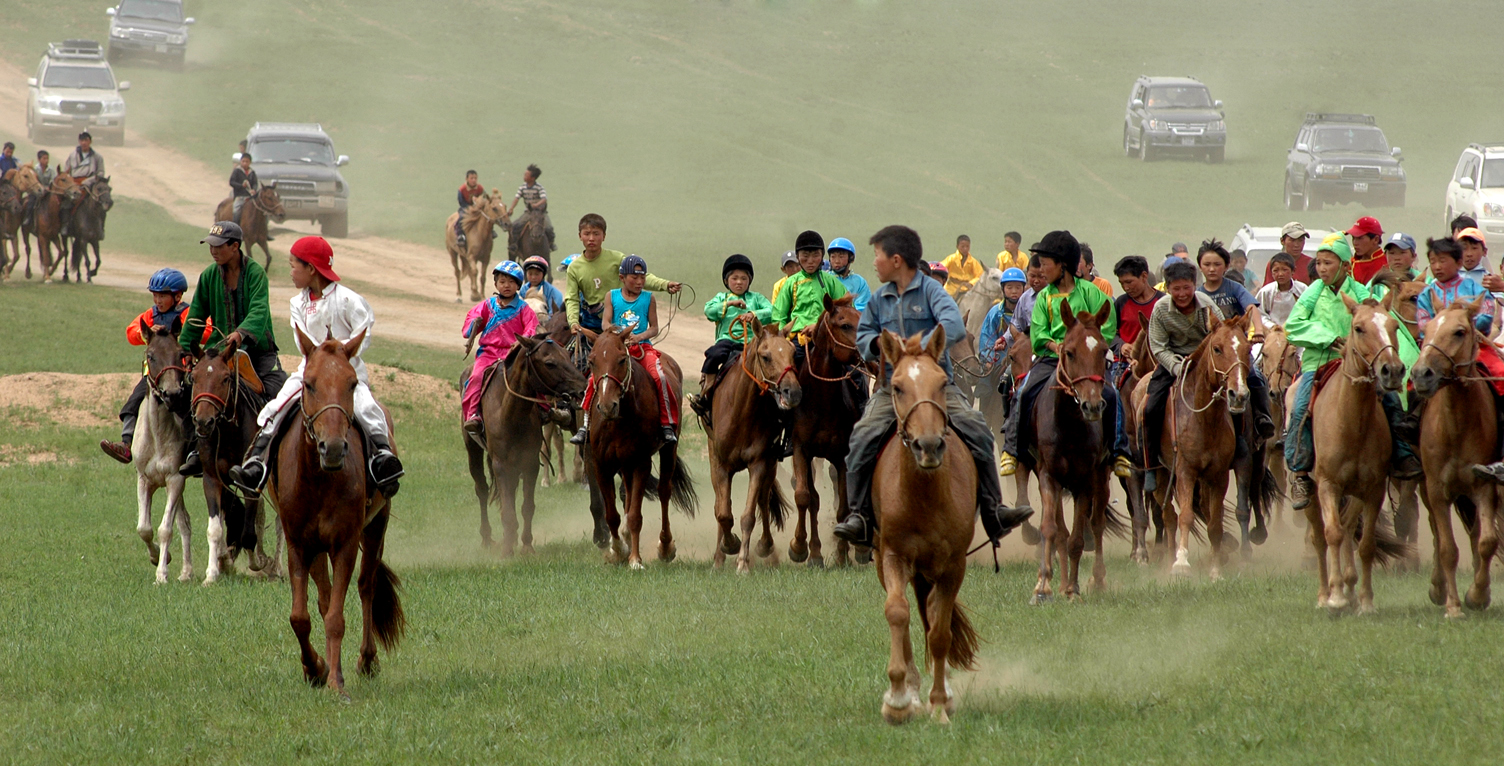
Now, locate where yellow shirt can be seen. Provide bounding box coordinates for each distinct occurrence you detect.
[772,275,789,305]
[940,252,985,297]
[996,250,1029,272]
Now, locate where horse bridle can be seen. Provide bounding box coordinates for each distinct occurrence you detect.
[733,319,796,395]
[1419,331,1478,386]
[1177,349,1245,414]
[146,350,192,402]
[191,361,242,438]
[802,312,868,384]
[502,339,573,406]
[250,187,280,216]
[1340,331,1401,385]
[1051,354,1105,402]
[301,399,353,441]
[891,378,950,450]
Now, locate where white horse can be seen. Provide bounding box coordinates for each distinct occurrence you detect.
[133,322,195,584]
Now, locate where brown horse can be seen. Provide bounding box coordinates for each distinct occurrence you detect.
[462,333,586,554]
[63,177,112,283]
[1309,294,1409,613]
[1258,325,1301,502]
[997,331,1042,544]
[1382,280,1429,570]
[789,294,866,568]
[0,170,22,279]
[215,184,285,271]
[700,316,800,572]
[446,191,509,303]
[1160,315,1251,578]
[872,328,979,726]
[509,206,550,266]
[267,327,405,696]
[586,327,697,568]
[1118,336,1158,564]
[1412,297,1501,619]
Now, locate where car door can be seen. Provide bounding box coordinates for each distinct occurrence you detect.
[1130,82,1148,140]
[1457,154,1480,217]
[1288,127,1310,186]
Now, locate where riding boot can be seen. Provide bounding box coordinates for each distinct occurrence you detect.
[100,439,132,464]
[548,405,574,427]
[456,231,467,249]
[570,411,590,445]
[980,504,1034,544]
[368,435,405,488]
[1381,392,1422,480]
[178,449,203,477]
[660,425,678,444]
[1471,409,1504,484]
[228,430,276,494]
[832,506,875,547]
[1290,473,1315,510]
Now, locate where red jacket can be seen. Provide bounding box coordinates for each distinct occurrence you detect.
[1350,250,1389,285]
[127,305,211,346]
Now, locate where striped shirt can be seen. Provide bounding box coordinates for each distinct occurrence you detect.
[516,183,546,205]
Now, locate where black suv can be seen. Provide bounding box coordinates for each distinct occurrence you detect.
[1283,113,1405,211]
[1123,76,1226,163]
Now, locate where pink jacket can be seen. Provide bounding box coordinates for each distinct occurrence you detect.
[465,295,538,370]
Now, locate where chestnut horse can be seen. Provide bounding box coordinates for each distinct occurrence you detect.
[267,327,405,696]
[1412,297,1501,619]
[215,183,285,271]
[462,334,586,554]
[446,192,509,303]
[788,294,865,568]
[700,316,801,572]
[0,171,21,278]
[586,327,697,568]
[873,328,979,726]
[1257,325,1302,504]
[64,177,111,283]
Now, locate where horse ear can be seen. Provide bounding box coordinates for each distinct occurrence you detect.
[961,308,971,327]
[823,293,835,314]
[1061,305,1077,330]
[1340,292,1359,316]
[170,314,183,338]
[1094,301,1112,330]
[139,316,152,339]
[341,329,367,358]
[1467,294,1486,320]
[924,326,947,363]
[295,325,316,357]
[220,337,239,360]
[747,314,764,337]
[878,330,904,366]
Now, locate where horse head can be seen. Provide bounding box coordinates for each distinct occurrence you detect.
[588,325,636,421]
[1259,326,1301,399]
[143,315,189,399]
[1342,291,1405,393]
[91,177,113,211]
[1413,295,1486,398]
[516,333,587,404]
[743,316,801,410]
[257,183,286,223]
[1055,301,1112,421]
[296,326,364,472]
[11,165,39,195]
[880,328,950,469]
[189,337,242,437]
[1194,314,1251,414]
[817,293,862,365]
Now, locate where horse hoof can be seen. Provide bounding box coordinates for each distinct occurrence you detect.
[736,558,751,575]
[306,658,329,687]
[721,532,742,556]
[658,542,677,562]
[930,706,951,725]
[787,543,808,564]
[808,554,824,569]
[358,654,380,678]
[629,560,645,571]
[1355,603,1376,617]
[1208,567,1222,582]
[1326,594,1349,613]
[1249,525,1268,545]
[1170,562,1191,577]
[1445,607,1467,620]
[755,538,774,558]
[147,542,161,566]
[155,571,167,585]
[854,546,873,565]
[881,691,918,725]
[1029,592,1051,606]
[1020,521,1041,546]
[178,570,194,583]
[1429,585,1446,606]
[1465,589,1491,611]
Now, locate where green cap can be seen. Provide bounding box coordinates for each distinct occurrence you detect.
[1318,235,1353,263]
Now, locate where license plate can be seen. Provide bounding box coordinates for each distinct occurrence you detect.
[1353,182,1368,192]
[317,196,336,209]
[1181,137,1196,146]
[155,44,167,53]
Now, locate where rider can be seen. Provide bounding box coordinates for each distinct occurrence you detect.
[1283,236,1422,510]
[979,268,1027,365]
[1346,216,1388,285]
[1139,261,1222,488]
[20,150,54,230]
[940,234,985,298]
[460,260,539,439]
[229,236,404,495]
[228,153,259,221]
[0,142,17,177]
[1112,255,1163,352]
[507,163,556,255]
[99,268,212,464]
[692,253,774,418]
[826,237,872,312]
[771,230,847,340]
[563,213,681,347]
[771,251,799,302]
[454,169,486,249]
[996,230,1028,272]
[520,255,565,316]
[177,221,288,477]
[58,132,105,239]
[1195,239,1275,441]
[998,230,1132,479]
[831,224,1032,549]
[571,255,681,445]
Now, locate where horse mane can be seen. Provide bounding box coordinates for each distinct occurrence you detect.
[462,193,498,230]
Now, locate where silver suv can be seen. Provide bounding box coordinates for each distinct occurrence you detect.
[106,0,195,69]
[238,123,350,238]
[26,41,130,146]
[1123,76,1227,163]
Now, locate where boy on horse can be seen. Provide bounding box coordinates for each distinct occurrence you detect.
[827,237,872,312]
[771,230,848,341]
[1283,237,1422,509]
[521,255,565,316]
[507,164,556,256]
[832,225,1032,549]
[21,150,55,231]
[691,253,775,419]
[940,234,985,298]
[999,230,1132,479]
[1196,239,1276,441]
[229,153,259,221]
[58,131,104,239]
[979,267,1027,365]
[460,260,539,439]
[1255,253,1307,329]
[230,236,404,495]
[99,268,213,464]
[454,169,486,249]
[1139,260,1222,488]
[563,213,681,345]
[571,255,681,445]
[771,251,799,301]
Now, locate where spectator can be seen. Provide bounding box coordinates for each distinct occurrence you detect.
[1264,222,1314,285]
[1078,242,1115,297]
[996,231,1028,272]
[1255,252,1307,329]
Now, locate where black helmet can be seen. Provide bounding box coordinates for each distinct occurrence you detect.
[722,253,754,285]
[1030,230,1081,276]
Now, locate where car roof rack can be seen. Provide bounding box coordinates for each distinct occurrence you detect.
[1304,112,1375,125]
[47,40,104,61]
[1468,142,1504,152]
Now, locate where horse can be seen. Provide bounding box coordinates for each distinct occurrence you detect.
[533,308,587,489]
[446,191,508,303]
[215,184,285,271]
[872,327,980,726]
[1257,325,1302,504]
[1159,314,1251,578]
[1381,280,1429,571]
[788,295,866,568]
[510,206,550,267]
[462,333,586,554]
[700,316,800,572]
[1411,296,1501,619]
[267,327,405,696]
[134,317,195,584]
[0,170,22,279]
[993,330,1039,535]
[65,177,112,283]
[188,339,278,584]
[585,326,697,569]
[33,175,74,283]
[956,270,1002,339]
[1118,336,1158,564]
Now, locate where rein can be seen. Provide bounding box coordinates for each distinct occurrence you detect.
[802,311,867,384]
[501,341,568,407]
[734,318,795,395]
[146,354,191,401]
[191,365,241,438]
[1339,339,1396,385]
[1176,352,1243,414]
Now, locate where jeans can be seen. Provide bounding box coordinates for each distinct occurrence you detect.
[1284,371,1414,473]
[1001,357,1128,459]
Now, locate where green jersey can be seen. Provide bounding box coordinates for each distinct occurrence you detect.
[179,255,275,353]
[770,269,847,333]
[1286,276,1369,373]
[1030,278,1116,358]
[564,249,671,328]
[704,290,774,342]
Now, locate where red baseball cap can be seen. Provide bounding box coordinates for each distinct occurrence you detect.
[290,236,340,282]
[1346,216,1383,238]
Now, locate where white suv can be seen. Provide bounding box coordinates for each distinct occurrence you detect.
[26,41,130,146]
[1228,223,1336,280]
[1444,143,1504,247]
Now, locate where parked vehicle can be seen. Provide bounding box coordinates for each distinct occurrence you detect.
[1228,223,1337,281]
[26,41,129,146]
[1123,76,1226,163]
[237,123,351,238]
[1283,113,1405,212]
[1443,142,1504,247]
[106,0,194,69]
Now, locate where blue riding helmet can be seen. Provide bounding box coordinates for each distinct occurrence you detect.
[1000,267,1027,285]
[147,268,188,293]
[560,253,579,270]
[827,237,856,255]
[493,259,525,285]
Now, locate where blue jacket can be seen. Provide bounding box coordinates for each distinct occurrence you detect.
[833,270,873,313]
[0,156,17,176]
[1012,287,1039,336]
[525,280,566,316]
[857,270,966,381]
[977,299,1017,365]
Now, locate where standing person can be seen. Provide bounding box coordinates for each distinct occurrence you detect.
[1140,261,1221,486]
[979,268,1027,365]
[1254,253,1308,329]
[1195,238,1274,440]
[230,237,404,495]
[460,261,539,439]
[58,132,105,238]
[1264,222,1314,284]
[1078,242,1114,297]
[507,163,556,255]
[831,224,1031,549]
[1346,216,1388,284]
[454,169,487,249]
[0,142,17,176]
[563,213,681,339]
[520,255,565,316]
[1111,255,1163,350]
[826,237,872,312]
[176,222,287,477]
[228,153,259,221]
[1456,227,1504,302]
[770,230,846,336]
[998,231,1131,479]
[770,251,799,303]
[1229,249,1258,289]
[940,234,985,297]
[996,230,1028,272]
[694,253,774,412]
[572,255,680,445]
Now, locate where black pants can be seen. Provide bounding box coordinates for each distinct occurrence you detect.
[120,376,149,444]
[702,338,741,376]
[1142,366,1175,469]
[250,349,288,398]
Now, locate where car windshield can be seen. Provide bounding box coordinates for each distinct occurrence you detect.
[1482,159,1504,189]
[250,138,335,165]
[1312,127,1389,154]
[42,65,115,90]
[118,0,182,22]
[1146,86,1211,109]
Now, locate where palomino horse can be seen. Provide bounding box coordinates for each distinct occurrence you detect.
[789,295,865,568]
[215,184,285,271]
[267,327,405,696]
[188,339,276,584]
[446,191,508,303]
[462,334,586,554]
[64,177,111,283]
[586,327,697,568]
[1026,302,1123,603]
[873,328,980,726]
[134,317,195,584]
[700,316,800,572]
[1160,315,1251,578]
[1308,292,1409,613]
[1412,297,1501,619]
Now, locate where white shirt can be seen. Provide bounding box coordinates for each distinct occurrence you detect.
[289,282,373,384]
[1255,279,1308,329]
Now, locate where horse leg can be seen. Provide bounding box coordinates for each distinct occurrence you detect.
[1090,483,1109,590]
[735,460,766,574]
[520,459,540,556]
[625,468,647,570]
[1235,455,1254,560]
[1016,470,1041,545]
[1394,480,1422,572]
[203,477,228,585]
[656,449,677,563]
[1317,481,1350,611]
[1354,496,1381,615]
[356,508,390,677]
[829,460,849,568]
[1305,497,1332,608]
[927,574,961,724]
[1065,489,1087,600]
[286,543,328,686]
[160,479,192,583]
[710,460,735,569]
[321,539,359,697]
[1466,488,1498,611]
[1169,466,1195,575]
[879,550,920,725]
[137,473,161,567]
[1031,478,1060,604]
[468,436,494,547]
[1207,472,1232,580]
[599,470,626,565]
[497,467,520,558]
[788,451,812,564]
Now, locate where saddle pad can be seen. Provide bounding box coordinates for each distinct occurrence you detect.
[1479,343,1504,397]
[1311,359,1342,400]
[232,350,264,394]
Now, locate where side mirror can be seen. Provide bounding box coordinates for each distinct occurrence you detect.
[1131,98,1144,110]
[231,152,242,161]
[118,81,130,91]
[106,6,116,15]
[1460,177,1475,190]
[184,17,195,24]
[1295,143,1309,153]
[336,155,349,167]
[1213,99,1223,109]
[1391,146,1402,158]
[27,77,37,87]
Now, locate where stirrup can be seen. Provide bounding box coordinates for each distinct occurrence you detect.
[1113,455,1133,478]
[369,449,405,486]
[661,426,679,444]
[998,452,1018,476]
[833,513,874,547]
[229,458,268,494]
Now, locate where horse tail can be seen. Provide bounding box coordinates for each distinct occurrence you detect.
[765,474,788,530]
[1101,492,1132,540]
[667,452,698,518]
[1361,517,1412,568]
[1455,496,1479,536]
[369,558,406,652]
[946,600,981,672]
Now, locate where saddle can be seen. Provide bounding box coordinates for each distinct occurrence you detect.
[267,397,399,497]
[1311,359,1343,400]
[1479,343,1504,397]
[231,350,265,394]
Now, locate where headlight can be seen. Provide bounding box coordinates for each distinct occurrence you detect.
[1207,120,1225,131]
[168,34,186,44]
[1145,119,1165,131]
[1380,166,1402,178]
[101,100,126,115]
[1485,202,1504,218]
[1316,164,1341,179]
[37,96,62,112]
[111,27,130,38]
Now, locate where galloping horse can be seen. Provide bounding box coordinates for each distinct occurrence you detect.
[510,206,550,267]
[1308,292,1409,613]
[873,328,980,726]
[701,316,800,572]
[1257,325,1302,502]
[1412,297,1501,619]
[65,177,111,283]
[1025,303,1123,603]
[789,295,866,568]
[585,327,697,568]
[462,334,586,555]
[16,168,62,282]
[446,192,508,303]
[1119,336,1158,564]
[134,317,195,584]
[0,170,22,278]
[267,328,405,696]
[215,184,285,271]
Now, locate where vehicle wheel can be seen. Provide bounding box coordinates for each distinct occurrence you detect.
[1284,176,1302,211]
[1123,126,1133,157]
[1139,133,1154,162]
[1207,148,1225,164]
[1303,180,1322,211]
[321,213,348,239]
